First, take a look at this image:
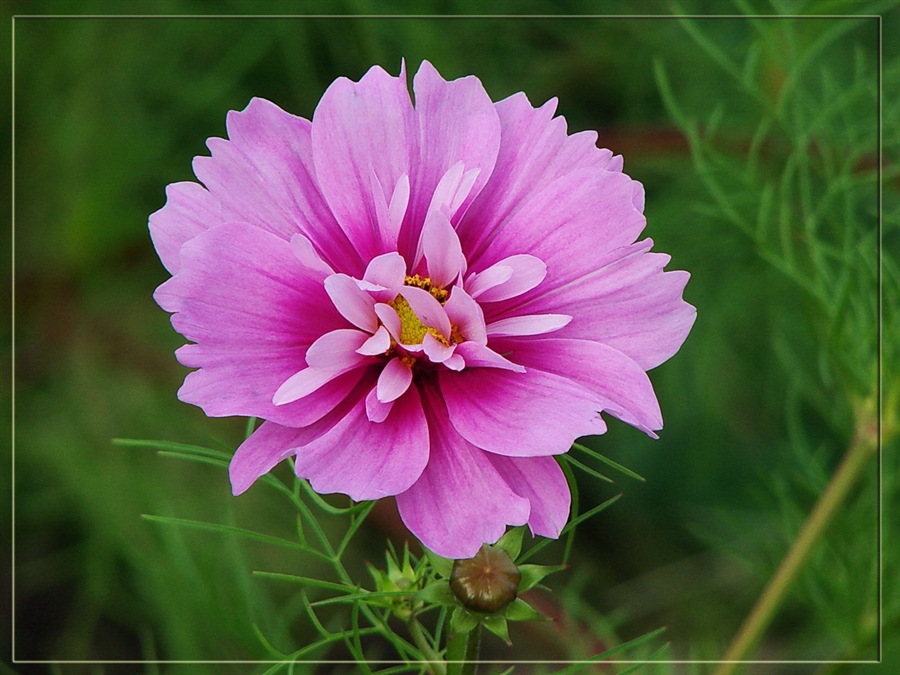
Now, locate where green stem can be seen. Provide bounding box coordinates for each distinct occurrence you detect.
[408,618,446,675]
[714,410,879,675]
[461,625,481,675]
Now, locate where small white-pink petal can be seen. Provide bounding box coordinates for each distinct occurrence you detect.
[377,357,414,402]
[455,342,526,372]
[399,286,452,338]
[443,286,487,345]
[374,303,403,342]
[466,265,513,299]
[366,386,395,422]
[472,254,547,303]
[420,209,466,288]
[422,333,456,364]
[324,274,378,333]
[388,174,411,236]
[290,233,335,277]
[486,314,572,337]
[357,325,392,356]
[305,329,370,369]
[274,366,350,406]
[444,353,465,371]
[363,251,407,290]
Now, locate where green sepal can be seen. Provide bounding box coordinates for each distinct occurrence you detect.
[494,526,525,560]
[505,597,547,622]
[450,606,478,634]
[425,548,454,578]
[518,563,566,592]
[482,613,511,645]
[414,580,457,607]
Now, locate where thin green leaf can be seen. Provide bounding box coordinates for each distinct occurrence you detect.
[560,454,614,483]
[252,571,358,595]
[549,626,668,674]
[572,443,646,482]
[140,515,330,563]
[113,438,232,461]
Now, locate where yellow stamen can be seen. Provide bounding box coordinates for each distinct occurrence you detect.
[404,274,449,304]
[388,295,449,346]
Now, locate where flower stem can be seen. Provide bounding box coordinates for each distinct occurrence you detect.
[460,625,481,675]
[408,617,446,675]
[713,402,879,675]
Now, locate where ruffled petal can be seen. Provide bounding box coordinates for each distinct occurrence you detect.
[357,325,392,356]
[469,165,646,287]
[399,60,501,258]
[457,92,614,260]
[154,222,350,426]
[193,97,361,274]
[395,387,529,559]
[485,454,570,539]
[399,286,451,339]
[292,386,429,500]
[149,181,222,275]
[312,64,417,262]
[230,377,372,495]
[501,240,696,370]
[440,367,607,457]
[492,337,662,435]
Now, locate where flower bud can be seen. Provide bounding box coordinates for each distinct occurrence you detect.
[450,544,521,614]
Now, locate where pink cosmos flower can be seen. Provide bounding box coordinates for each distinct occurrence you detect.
[151,61,695,559]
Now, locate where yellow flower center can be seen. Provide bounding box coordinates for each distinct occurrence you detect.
[388,295,449,346]
[384,275,455,348]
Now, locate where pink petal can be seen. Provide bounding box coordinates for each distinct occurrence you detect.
[290,233,335,278]
[470,166,646,282]
[388,174,411,239]
[425,161,481,220]
[399,60,501,258]
[457,93,614,260]
[468,254,547,303]
[273,362,365,407]
[149,181,221,275]
[324,274,379,333]
[357,325,392,356]
[492,337,663,436]
[440,367,607,457]
[374,303,403,343]
[422,333,456,364]
[417,209,466,288]
[444,286,487,345]
[194,97,362,274]
[377,357,413,403]
[466,264,513,300]
[304,329,371,369]
[505,240,696,370]
[485,455,571,539]
[154,222,348,426]
[454,342,525,373]
[395,387,530,559]
[486,314,571,337]
[312,64,416,262]
[292,386,429,500]
[444,353,465,371]
[366,386,395,422]
[399,286,451,338]
[363,252,407,291]
[229,378,373,495]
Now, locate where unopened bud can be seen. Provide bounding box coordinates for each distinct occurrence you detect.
[450,544,521,614]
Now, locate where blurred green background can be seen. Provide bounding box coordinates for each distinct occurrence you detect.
[5,0,898,673]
